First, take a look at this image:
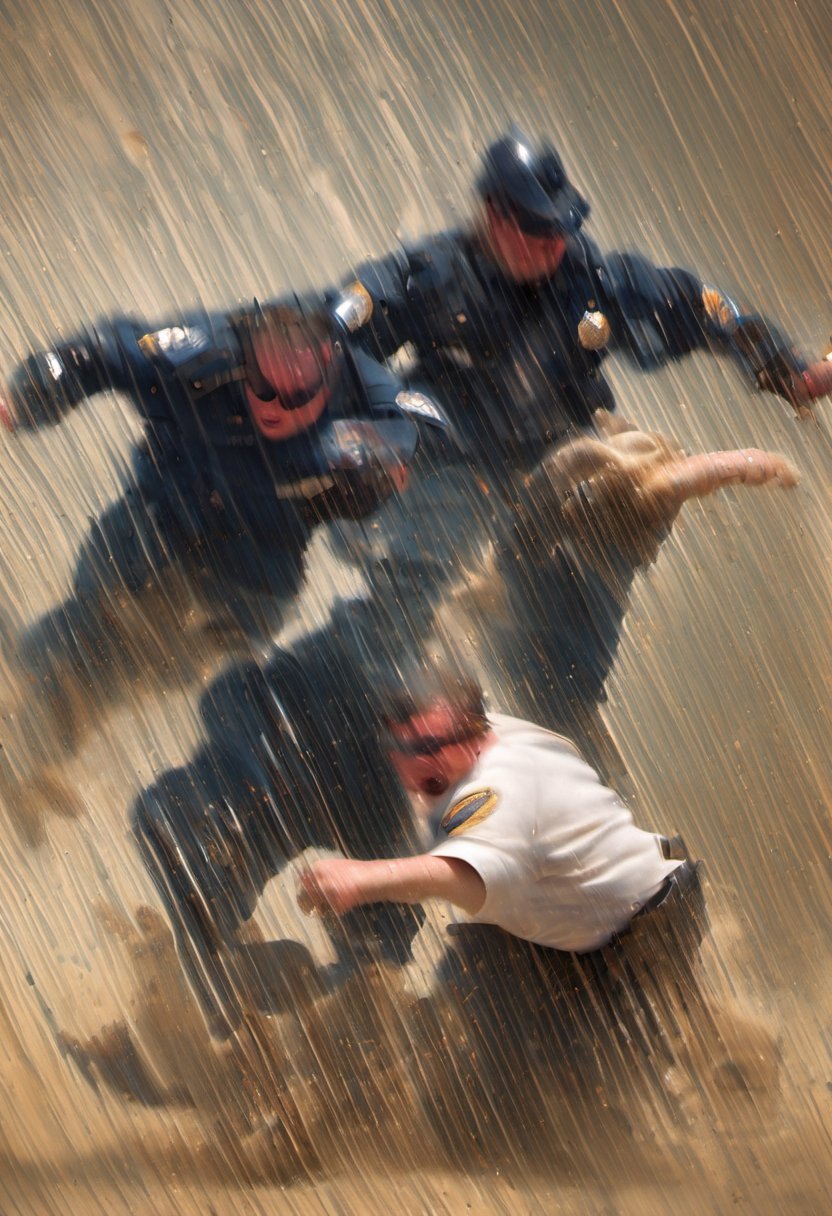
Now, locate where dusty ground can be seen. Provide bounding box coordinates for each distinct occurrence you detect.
[0,0,831,1211]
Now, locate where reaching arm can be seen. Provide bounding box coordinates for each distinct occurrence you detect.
[298,853,486,918]
[602,251,827,413]
[643,444,799,504]
[525,411,800,580]
[2,322,132,432]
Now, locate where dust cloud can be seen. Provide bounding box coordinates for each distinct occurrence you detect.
[0,0,830,1212]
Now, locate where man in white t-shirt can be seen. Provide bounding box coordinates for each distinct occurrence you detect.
[298,668,709,1125]
[298,673,689,953]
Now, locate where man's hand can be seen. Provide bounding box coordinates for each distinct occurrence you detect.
[298,858,373,917]
[593,409,799,504]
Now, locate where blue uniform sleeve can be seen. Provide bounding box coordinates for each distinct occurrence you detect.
[8,318,137,430]
[603,251,805,393]
[344,249,418,359]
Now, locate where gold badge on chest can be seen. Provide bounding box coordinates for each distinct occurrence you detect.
[577,308,611,351]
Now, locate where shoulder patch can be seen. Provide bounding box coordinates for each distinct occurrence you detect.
[138,325,210,365]
[440,789,499,836]
[701,286,739,334]
[332,280,374,332]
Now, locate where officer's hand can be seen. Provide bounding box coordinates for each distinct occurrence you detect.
[786,354,832,413]
[0,390,16,433]
[298,858,369,917]
[757,350,832,417]
[756,348,807,409]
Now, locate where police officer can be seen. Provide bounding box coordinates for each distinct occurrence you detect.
[0,292,421,765]
[351,125,828,464]
[331,126,831,692]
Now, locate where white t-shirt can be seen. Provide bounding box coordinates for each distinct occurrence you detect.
[430,713,680,953]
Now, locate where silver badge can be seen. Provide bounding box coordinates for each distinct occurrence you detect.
[395,390,447,428]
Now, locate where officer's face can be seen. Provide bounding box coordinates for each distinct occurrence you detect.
[246,334,334,441]
[482,202,567,283]
[387,702,489,798]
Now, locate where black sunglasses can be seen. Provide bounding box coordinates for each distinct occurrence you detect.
[234,311,335,409]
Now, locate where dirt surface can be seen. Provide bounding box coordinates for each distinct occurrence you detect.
[0,1,831,1212]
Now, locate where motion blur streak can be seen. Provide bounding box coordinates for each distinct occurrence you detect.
[0,1,830,1212]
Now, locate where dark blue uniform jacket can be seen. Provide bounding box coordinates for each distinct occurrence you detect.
[9,309,414,548]
[349,231,801,474]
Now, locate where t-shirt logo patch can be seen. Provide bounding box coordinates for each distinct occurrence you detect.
[440,789,499,836]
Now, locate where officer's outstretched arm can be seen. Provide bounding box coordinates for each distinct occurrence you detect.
[680,275,819,411]
[602,251,830,414]
[1,323,131,432]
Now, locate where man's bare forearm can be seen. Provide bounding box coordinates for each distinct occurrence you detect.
[298,853,486,917]
[354,855,484,911]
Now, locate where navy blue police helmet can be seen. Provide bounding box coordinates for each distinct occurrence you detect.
[476,125,590,236]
